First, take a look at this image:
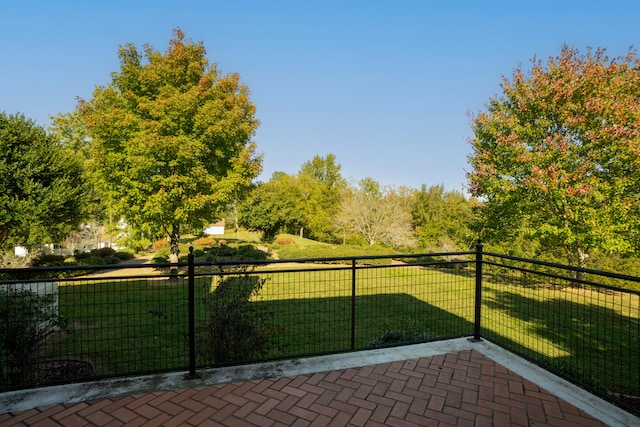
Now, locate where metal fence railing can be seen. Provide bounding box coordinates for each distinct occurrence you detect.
[479,250,640,416]
[0,251,476,389]
[1,245,639,415]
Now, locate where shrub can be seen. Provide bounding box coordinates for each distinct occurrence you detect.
[197,268,283,364]
[32,254,66,267]
[96,247,116,258]
[274,237,294,245]
[211,245,235,257]
[76,256,106,266]
[115,251,135,261]
[0,252,35,269]
[72,251,91,260]
[151,240,170,250]
[151,255,170,265]
[102,256,120,265]
[0,287,70,387]
[118,236,152,252]
[154,247,171,258]
[192,237,216,247]
[235,245,268,261]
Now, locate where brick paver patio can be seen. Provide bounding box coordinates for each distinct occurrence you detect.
[0,349,616,426]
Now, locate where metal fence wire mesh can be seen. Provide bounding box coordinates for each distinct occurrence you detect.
[1,250,639,416]
[0,269,191,389]
[480,253,640,412]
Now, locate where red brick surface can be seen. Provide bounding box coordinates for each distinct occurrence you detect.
[1,350,612,426]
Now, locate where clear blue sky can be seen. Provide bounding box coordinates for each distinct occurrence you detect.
[2,1,638,192]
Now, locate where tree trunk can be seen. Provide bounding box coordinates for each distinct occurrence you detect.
[564,244,588,285]
[576,246,589,284]
[169,223,180,276]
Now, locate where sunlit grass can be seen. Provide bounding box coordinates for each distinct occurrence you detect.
[48,262,639,396]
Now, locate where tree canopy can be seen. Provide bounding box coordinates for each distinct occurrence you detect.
[411,184,476,251]
[79,29,261,261]
[296,154,345,241]
[239,172,305,242]
[49,111,107,224]
[0,112,85,249]
[239,154,345,242]
[336,177,416,248]
[468,46,640,268]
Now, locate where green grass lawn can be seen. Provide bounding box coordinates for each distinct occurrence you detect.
[51,264,474,372]
[44,261,639,398]
[480,277,640,395]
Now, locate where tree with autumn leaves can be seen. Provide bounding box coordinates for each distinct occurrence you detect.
[468,46,640,269]
[79,29,261,264]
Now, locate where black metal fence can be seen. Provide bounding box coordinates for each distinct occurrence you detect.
[1,246,639,415]
[478,250,640,415]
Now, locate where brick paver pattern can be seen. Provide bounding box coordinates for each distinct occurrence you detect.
[0,350,608,426]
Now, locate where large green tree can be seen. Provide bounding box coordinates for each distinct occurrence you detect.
[79,29,261,262]
[468,46,640,269]
[297,154,345,242]
[412,184,476,251]
[239,172,305,242]
[239,154,345,242]
[49,111,107,224]
[0,112,85,249]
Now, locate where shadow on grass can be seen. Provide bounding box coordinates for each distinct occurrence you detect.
[249,293,474,360]
[44,276,475,384]
[481,286,640,409]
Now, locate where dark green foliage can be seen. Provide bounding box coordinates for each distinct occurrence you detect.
[199,244,267,262]
[239,155,346,244]
[276,243,395,265]
[96,247,117,258]
[32,254,67,267]
[115,251,135,261]
[234,244,268,261]
[0,287,70,386]
[197,268,282,364]
[76,256,107,266]
[28,249,129,279]
[193,249,205,258]
[0,112,85,249]
[239,176,302,242]
[411,184,476,251]
[75,248,117,265]
[151,255,170,265]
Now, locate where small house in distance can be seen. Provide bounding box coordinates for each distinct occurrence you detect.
[204,219,225,235]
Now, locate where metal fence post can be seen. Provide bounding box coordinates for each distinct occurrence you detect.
[351,258,356,351]
[186,246,198,378]
[472,241,483,341]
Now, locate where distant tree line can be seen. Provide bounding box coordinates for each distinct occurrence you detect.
[238,154,477,252]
